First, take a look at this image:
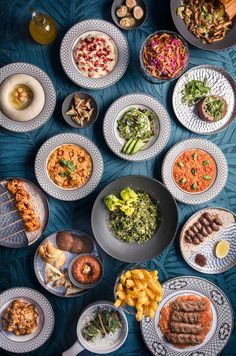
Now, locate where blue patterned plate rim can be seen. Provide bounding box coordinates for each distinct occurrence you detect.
[0,62,56,132]
[60,19,129,90]
[141,275,234,356]
[0,287,54,353]
[161,138,228,205]
[103,92,171,162]
[34,133,104,201]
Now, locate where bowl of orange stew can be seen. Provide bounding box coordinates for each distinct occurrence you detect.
[161,138,228,205]
[173,149,217,193]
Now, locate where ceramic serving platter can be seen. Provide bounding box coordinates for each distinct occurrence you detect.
[34,230,102,298]
[172,65,236,135]
[0,287,54,353]
[34,133,104,201]
[141,276,233,356]
[91,175,178,263]
[180,207,236,274]
[103,93,171,162]
[0,178,49,248]
[161,138,228,205]
[60,19,129,89]
[0,62,56,132]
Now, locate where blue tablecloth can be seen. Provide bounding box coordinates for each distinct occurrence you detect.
[0,0,235,355]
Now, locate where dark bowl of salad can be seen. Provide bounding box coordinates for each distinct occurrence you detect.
[140,30,189,84]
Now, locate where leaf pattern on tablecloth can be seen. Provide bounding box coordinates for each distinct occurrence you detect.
[0,1,235,356]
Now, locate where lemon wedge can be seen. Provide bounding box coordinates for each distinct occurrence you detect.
[215,240,230,259]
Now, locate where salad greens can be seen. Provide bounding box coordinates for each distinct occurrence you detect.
[82,310,122,341]
[105,187,158,244]
[117,107,157,155]
[181,79,210,106]
[204,96,226,121]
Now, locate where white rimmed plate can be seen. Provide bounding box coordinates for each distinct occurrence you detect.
[172,65,236,135]
[0,177,49,248]
[35,133,103,201]
[0,62,56,132]
[161,138,228,205]
[60,19,129,89]
[103,93,171,162]
[180,207,236,274]
[141,276,233,356]
[0,287,54,353]
[34,230,102,298]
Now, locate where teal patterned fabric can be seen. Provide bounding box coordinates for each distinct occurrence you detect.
[0,0,235,355]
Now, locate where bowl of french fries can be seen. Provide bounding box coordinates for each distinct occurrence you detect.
[114,264,163,321]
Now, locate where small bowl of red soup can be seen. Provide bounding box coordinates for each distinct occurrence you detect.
[172,149,217,193]
[68,254,103,289]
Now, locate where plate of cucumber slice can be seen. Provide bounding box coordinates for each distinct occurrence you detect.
[103,93,171,162]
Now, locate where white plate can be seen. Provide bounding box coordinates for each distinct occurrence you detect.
[180,207,236,274]
[161,138,228,205]
[0,62,56,132]
[141,276,233,356]
[172,65,236,135]
[103,93,171,162]
[0,178,49,248]
[0,287,54,353]
[60,19,129,89]
[35,133,104,201]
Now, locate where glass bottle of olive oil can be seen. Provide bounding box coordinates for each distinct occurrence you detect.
[29,11,57,45]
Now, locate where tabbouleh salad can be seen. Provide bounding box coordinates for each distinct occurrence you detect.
[104,187,158,244]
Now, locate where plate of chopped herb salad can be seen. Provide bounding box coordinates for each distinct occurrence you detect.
[172,65,236,134]
[162,138,228,205]
[91,175,178,263]
[103,93,171,162]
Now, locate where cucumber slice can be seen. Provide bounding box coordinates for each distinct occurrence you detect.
[125,139,138,154]
[122,138,133,153]
[131,139,146,155]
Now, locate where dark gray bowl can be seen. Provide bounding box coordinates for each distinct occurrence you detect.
[91,175,179,263]
[68,253,104,289]
[111,0,148,30]
[62,92,99,128]
[139,30,189,84]
[171,0,236,51]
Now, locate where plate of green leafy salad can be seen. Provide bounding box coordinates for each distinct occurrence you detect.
[103,93,171,161]
[172,65,236,135]
[91,175,178,263]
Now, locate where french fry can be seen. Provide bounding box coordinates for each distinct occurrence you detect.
[114,298,122,308]
[114,268,163,322]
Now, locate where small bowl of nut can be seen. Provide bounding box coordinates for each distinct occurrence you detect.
[62,92,99,129]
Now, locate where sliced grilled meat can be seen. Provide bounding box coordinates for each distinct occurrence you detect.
[170,322,204,334]
[165,332,205,345]
[170,311,201,324]
[172,300,206,312]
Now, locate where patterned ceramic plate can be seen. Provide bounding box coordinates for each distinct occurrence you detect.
[60,19,129,89]
[103,93,171,162]
[0,62,56,132]
[141,276,233,356]
[34,230,103,298]
[161,138,228,205]
[91,175,178,263]
[0,178,49,248]
[172,65,236,135]
[35,133,103,201]
[180,207,236,274]
[0,287,54,353]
